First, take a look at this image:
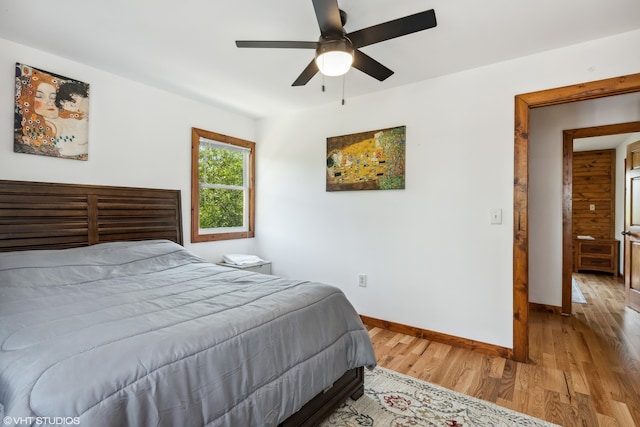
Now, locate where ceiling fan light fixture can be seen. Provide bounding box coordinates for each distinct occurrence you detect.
[315,38,354,77]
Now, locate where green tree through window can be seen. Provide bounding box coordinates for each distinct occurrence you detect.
[199,145,244,229]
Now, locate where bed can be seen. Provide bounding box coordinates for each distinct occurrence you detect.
[0,180,376,427]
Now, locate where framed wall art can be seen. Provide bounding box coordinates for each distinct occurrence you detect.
[14,63,89,161]
[326,125,406,192]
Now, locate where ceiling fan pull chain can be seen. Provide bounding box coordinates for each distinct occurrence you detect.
[322,72,325,92]
[341,74,346,105]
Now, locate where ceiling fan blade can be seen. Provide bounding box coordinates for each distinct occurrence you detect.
[352,50,394,81]
[236,41,318,49]
[292,60,319,86]
[312,0,343,35]
[347,9,437,48]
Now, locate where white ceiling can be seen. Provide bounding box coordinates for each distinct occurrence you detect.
[1,0,639,118]
[574,133,640,152]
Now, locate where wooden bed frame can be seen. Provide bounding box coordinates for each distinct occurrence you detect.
[0,179,364,426]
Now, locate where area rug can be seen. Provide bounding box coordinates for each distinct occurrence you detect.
[572,278,587,304]
[320,366,558,427]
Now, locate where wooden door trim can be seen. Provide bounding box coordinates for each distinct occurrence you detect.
[561,122,640,314]
[562,131,574,315]
[513,73,640,362]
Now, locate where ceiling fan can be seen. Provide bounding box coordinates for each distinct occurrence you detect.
[235,0,437,86]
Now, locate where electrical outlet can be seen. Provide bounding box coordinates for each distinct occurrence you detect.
[358,274,367,287]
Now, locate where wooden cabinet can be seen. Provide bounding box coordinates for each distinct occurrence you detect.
[574,239,619,276]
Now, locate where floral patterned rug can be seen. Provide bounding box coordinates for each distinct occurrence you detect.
[320,367,559,427]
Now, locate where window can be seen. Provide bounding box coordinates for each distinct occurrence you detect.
[191,128,255,242]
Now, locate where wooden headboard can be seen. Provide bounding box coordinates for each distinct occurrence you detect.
[0,180,183,252]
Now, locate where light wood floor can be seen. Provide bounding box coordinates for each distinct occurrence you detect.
[366,273,640,426]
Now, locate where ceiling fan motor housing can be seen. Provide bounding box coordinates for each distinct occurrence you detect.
[316,34,354,56]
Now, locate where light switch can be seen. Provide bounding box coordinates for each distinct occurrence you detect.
[490,208,502,225]
[590,204,596,211]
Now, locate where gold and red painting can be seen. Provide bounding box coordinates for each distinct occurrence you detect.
[326,126,406,192]
[14,63,89,160]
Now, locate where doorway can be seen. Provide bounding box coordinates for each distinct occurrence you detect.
[562,123,640,314]
[512,72,640,362]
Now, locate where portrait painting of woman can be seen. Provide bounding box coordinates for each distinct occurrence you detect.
[14,63,89,160]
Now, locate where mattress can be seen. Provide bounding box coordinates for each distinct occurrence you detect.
[0,240,375,427]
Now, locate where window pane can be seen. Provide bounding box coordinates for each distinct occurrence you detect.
[199,145,244,186]
[199,187,244,229]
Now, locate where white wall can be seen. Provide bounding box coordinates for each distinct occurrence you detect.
[256,29,640,348]
[0,38,258,261]
[529,95,640,306]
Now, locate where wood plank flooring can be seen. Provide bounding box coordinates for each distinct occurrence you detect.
[365,273,640,426]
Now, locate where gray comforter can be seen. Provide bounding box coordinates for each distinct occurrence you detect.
[0,240,375,427]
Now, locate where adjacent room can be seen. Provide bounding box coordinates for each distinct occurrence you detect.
[1,1,639,426]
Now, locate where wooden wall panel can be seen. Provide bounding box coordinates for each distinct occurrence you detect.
[572,149,616,240]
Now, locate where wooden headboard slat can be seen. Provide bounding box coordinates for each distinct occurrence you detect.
[0,180,183,252]
[0,228,88,239]
[0,236,89,250]
[99,210,178,217]
[98,227,179,235]
[0,209,88,217]
[98,233,181,243]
